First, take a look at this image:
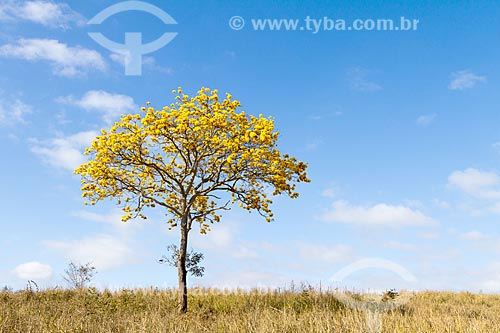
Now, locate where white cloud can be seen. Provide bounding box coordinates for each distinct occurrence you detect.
[109,53,129,67]
[0,1,85,28]
[299,244,352,263]
[321,187,337,198]
[190,222,262,260]
[487,202,500,214]
[348,67,382,92]
[0,3,9,20]
[419,231,440,239]
[417,114,436,126]
[433,199,450,209]
[459,230,489,241]
[72,210,123,226]
[44,234,133,270]
[383,241,417,251]
[319,200,437,227]
[0,98,31,126]
[57,90,136,123]
[0,39,106,77]
[30,130,97,171]
[492,142,500,151]
[448,70,486,90]
[478,261,500,293]
[403,199,425,209]
[191,223,233,251]
[448,169,500,216]
[232,246,259,259]
[12,261,52,279]
[448,168,500,200]
[72,210,142,234]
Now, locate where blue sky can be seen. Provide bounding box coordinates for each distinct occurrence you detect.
[1,0,500,293]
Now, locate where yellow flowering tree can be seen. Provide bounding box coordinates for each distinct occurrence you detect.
[75,87,310,313]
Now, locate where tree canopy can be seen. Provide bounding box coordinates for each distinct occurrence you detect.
[75,87,309,233]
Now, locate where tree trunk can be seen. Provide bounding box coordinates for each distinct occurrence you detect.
[177,213,189,314]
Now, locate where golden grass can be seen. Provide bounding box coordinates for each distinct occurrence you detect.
[1,287,499,332]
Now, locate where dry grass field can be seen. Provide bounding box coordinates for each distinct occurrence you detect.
[1,286,499,332]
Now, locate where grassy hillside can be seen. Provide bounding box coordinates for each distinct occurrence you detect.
[1,287,499,332]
